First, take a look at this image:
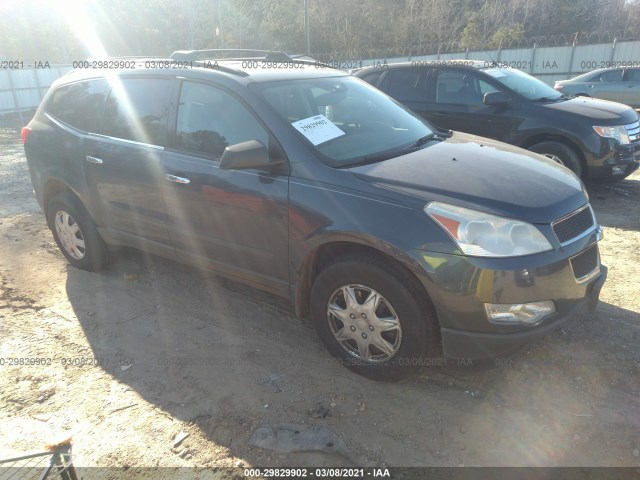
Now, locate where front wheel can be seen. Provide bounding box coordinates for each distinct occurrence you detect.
[529,141,583,177]
[310,256,440,381]
[47,192,109,271]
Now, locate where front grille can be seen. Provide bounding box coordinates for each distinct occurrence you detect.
[570,243,599,281]
[552,205,595,244]
[626,120,640,143]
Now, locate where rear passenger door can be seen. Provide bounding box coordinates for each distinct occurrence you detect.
[161,80,289,293]
[83,77,175,257]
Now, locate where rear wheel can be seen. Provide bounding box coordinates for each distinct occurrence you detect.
[47,192,109,271]
[310,256,439,381]
[529,141,583,177]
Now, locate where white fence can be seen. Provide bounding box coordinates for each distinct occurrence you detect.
[366,39,640,85]
[0,65,72,124]
[2,39,639,123]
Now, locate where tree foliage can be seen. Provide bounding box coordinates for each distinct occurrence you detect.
[0,0,639,62]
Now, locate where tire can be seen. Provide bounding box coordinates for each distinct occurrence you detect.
[529,141,583,177]
[310,256,440,381]
[47,192,109,271]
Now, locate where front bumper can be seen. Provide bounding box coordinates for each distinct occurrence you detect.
[440,265,606,359]
[403,233,606,360]
[588,140,640,180]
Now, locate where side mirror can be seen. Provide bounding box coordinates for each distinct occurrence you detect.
[483,91,511,106]
[219,140,282,170]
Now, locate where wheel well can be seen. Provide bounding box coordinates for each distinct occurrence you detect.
[42,180,75,224]
[295,241,432,319]
[522,134,586,176]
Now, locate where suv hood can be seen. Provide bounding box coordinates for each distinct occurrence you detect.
[540,96,638,123]
[349,132,587,224]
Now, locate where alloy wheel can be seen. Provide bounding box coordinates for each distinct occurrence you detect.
[54,210,86,260]
[326,284,402,363]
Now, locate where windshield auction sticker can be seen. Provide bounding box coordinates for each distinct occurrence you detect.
[292,115,345,145]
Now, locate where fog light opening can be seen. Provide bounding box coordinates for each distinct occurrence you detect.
[612,165,627,175]
[484,301,555,326]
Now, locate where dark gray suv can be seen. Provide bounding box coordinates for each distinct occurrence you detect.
[355,61,640,181]
[22,52,606,381]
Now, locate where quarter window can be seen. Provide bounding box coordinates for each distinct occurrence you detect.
[175,82,268,157]
[101,78,172,145]
[47,80,108,132]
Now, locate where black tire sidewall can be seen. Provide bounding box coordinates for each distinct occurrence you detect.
[310,258,435,381]
[47,193,108,271]
[529,141,583,177]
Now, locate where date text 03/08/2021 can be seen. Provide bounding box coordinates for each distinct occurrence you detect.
[243,467,391,478]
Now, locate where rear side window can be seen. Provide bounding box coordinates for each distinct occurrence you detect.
[47,80,108,132]
[101,78,172,146]
[591,69,623,82]
[384,69,427,102]
[358,70,384,86]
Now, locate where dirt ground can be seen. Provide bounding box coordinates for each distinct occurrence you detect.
[1,127,639,472]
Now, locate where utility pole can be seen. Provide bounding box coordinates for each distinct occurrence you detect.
[304,0,310,55]
[218,0,224,48]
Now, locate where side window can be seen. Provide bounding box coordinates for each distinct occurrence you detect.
[175,82,268,157]
[359,70,384,86]
[101,78,172,145]
[47,79,107,132]
[627,69,640,82]
[435,70,497,105]
[591,69,623,82]
[385,69,426,102]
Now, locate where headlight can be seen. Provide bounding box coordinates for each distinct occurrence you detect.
[424,202,553,257]
[593,125,630,144]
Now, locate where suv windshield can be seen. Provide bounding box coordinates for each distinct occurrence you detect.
[253,76,434,166]
[484,67,563,101]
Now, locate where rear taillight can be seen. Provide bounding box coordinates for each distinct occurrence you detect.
[21,127,32,145]
[553,84,564,91]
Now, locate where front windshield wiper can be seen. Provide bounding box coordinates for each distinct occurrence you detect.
[435,128,453,138]
[342,133,443,168]
[406,133,437,149]
[531,96,566,103]
[346,149,407,167]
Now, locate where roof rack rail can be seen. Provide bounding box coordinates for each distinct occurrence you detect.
[193,60,250,77]
[170,49,291,62]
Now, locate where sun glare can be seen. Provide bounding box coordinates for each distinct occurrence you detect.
[57,0,109,59]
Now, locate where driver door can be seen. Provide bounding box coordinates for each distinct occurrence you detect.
[425,69,513,142]
[161,80,290,292]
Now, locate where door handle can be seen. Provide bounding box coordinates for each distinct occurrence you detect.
[85,155,103,164]
[165,174,191,184]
